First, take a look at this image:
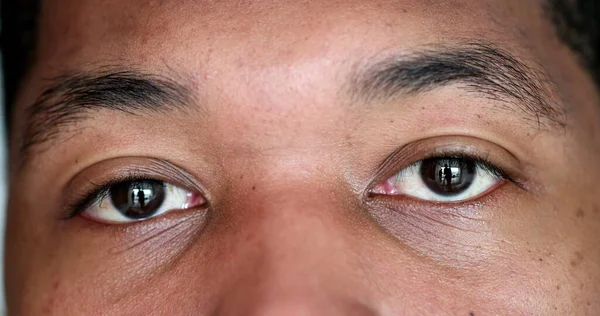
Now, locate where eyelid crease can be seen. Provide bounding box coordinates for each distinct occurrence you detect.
[62,157,209,220]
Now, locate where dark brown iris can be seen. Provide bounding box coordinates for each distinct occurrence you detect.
[420,158,475,196]
[110,180,166,219]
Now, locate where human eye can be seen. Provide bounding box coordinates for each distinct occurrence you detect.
[371,155,510,203]
[366,134,529,204]
[70,177,206,224]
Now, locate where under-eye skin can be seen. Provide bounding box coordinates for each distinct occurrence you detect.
[62,157,208,224]
[367,136,528,205]
[363,137,530,264]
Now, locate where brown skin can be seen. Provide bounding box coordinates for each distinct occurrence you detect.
[5,0,600,314]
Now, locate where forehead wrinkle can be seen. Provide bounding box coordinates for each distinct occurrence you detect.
[349,41,567,130]
[18,66,196,165]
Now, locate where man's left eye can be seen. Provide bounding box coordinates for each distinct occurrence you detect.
[371,157,505,202]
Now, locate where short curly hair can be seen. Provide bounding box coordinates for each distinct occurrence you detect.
[1,0,599,130]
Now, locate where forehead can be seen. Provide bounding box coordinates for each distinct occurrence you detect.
[35,0,543,70]
[13,0,564,159]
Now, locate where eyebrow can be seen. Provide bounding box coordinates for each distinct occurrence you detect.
[20,69,193,159]
[20,43,564,163]
[351,42,564,128]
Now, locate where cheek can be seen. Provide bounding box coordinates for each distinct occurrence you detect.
[8,211,211,314]
[491,202,600,313]
[332,224,557,314]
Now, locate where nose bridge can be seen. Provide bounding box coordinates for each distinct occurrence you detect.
[229,150,371,276]
[213,175,379,315]
[242,180,355,277]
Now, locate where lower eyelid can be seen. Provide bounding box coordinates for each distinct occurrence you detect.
[366,178,510,213]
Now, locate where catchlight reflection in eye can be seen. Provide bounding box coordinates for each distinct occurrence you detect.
[372,157,504,202]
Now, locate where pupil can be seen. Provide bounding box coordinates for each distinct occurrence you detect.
[110,180,166,219]
[420,158,475,196]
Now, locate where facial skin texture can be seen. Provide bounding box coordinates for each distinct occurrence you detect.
[5,0,600,315]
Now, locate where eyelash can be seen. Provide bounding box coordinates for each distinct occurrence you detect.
[376,151,524,190]
[63,150,522,219]
[64,172,155,220]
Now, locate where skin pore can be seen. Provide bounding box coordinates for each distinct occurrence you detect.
[5,0,600,315]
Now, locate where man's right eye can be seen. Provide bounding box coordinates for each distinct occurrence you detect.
[79,179,205,224]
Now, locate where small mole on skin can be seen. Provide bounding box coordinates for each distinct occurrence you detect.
[252,186,256,190]
[469,312,475,316]
[556,284,561,290]
[576,208,585,218]
[539,258,543,262]
[570,251,584,267]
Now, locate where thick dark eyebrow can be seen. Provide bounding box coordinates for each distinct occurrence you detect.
[20,69,193,158]
[351,42,564,128]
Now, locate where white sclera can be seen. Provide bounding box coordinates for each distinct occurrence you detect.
[87,183,192,223]
[391,161,501,202]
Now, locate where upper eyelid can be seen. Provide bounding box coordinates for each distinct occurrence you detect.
[365,136,525,191]
[64,157,209,194]
[62,158,210,220]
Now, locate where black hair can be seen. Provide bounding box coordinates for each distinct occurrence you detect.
[1,0,41,132]
[1,0,599,132]
[546,0,600,86]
